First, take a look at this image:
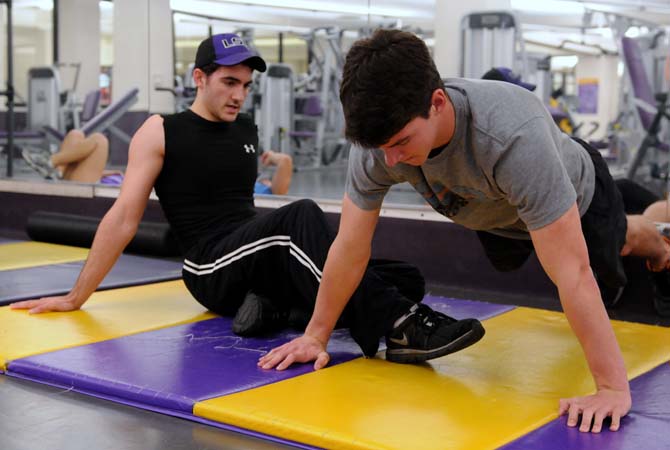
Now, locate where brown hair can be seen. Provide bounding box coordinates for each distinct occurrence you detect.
[339,29,444,148]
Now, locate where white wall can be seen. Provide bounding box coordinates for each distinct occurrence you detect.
[58,0,100,99]
[113,0,173,113]
[573,55,620,141]
[0,6,53,110]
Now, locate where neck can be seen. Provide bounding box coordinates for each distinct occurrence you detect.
[190,98,217,122]
[433,96,455,148]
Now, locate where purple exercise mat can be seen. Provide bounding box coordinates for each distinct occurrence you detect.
[500,362,670,450]
[7,296,512,414]
[8,317,362,413]
[0,253,182,305]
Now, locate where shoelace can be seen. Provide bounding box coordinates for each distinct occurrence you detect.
[414,305,456,333]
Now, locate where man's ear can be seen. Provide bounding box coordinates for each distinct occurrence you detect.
[431,88,447,114]
[193,68,206,89]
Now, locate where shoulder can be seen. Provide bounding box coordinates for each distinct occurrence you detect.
[129,114,165,157]
[447,78,549,144]
[137,114,165,137]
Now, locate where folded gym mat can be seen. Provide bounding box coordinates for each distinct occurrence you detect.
[5,297,512,413]
[0,254,182,305]
[193,307,670,450]
[0,241,88,271]
[7,318,362,413]
[0,280,214,371]
[500,362,670,450]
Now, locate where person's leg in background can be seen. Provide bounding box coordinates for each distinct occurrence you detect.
[55,131,109,183]
[614,179,660,215]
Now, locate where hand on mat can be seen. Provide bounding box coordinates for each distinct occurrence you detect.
[559,388,631,433]
[10,295,82,314]
[258,334,330,371]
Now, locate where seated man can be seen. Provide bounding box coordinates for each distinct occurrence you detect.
[12,33,484,367]
[22,129,110,183]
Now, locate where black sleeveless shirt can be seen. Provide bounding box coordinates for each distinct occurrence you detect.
[155,110,259,253]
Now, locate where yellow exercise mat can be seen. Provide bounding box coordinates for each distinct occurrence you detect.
[0,242,89,271]
[0,280,215,371]
[195,307,670,450]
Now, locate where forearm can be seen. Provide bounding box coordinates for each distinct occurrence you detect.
[558,269,628,391]
[270,155,293,195]
[68,207,138,306]
[305,237,370,344]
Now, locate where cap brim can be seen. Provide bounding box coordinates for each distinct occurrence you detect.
[214,53,267,73]
[519,81,536,91]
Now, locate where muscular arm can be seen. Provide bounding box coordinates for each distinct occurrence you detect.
[267,151,293,195]
[259,193,381,370]
[11,115,166,313]
[305,194,380,344]
[530,203,631,432]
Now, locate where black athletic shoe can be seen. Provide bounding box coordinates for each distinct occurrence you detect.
[232,292,312,336]
[232,292,289,336]
[651,271,670,317]
[385,303,485,364]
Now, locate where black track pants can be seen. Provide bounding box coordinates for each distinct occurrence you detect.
[182,199,419,356]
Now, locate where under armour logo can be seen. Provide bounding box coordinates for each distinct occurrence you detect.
[244,144,256,153]
[221,36,246,49]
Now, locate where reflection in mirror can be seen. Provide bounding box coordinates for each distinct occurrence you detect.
[0,0,430,209]
[0,0,123,187]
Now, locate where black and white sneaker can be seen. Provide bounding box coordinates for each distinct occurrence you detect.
[232,291,311,336]
[385,303,485,364]
[21,148,60,179]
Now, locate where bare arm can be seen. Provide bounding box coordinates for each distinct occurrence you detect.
[11,115,166,313]
[261,150,293,195]
[530,203,631,433]
[258,193,381,370]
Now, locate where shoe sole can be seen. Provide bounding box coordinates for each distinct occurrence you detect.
[385,321,485,364]
[232,298,263,336]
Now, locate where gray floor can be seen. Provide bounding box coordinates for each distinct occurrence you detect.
[0,152,46,181]
[0,375,296,450]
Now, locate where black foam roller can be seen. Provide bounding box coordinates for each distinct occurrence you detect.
[26,211,180,257]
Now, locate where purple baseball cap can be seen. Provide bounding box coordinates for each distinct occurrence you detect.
[482,67,536,91]
[194,33,266,72]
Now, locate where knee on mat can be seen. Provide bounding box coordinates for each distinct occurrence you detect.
[292,198,319,210]
[289,198,324,217]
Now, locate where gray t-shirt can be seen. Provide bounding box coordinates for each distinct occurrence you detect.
[346,78,595,239]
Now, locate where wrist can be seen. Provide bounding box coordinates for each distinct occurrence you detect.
[304,323,332,347]
[67,290,88,308]
[596,375,630,393]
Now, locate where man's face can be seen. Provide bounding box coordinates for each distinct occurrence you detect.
[195,64,253,122]
[379,108,439,167]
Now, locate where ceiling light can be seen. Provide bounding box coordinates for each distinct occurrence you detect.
[551,55,579,70]
[511,0,585,15]
[171,0,427,19]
